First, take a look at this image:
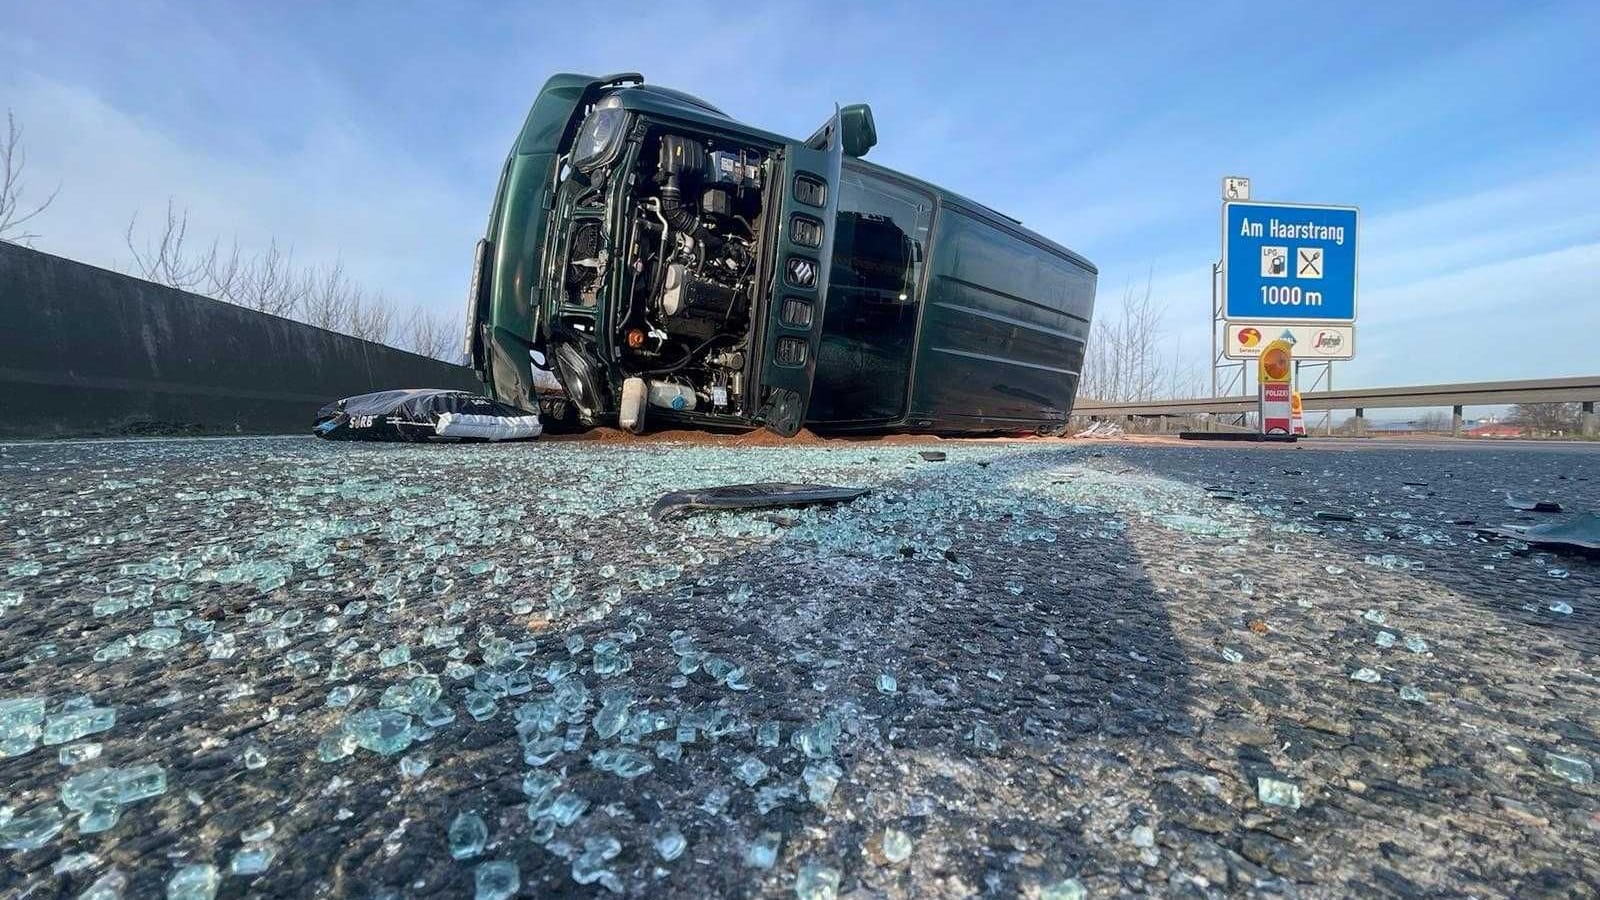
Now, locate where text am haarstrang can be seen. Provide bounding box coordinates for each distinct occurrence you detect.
[1238,218,1346,246]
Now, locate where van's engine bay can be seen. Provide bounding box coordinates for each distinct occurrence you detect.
[555,121,772,429]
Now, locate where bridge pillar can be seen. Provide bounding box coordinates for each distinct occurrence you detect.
[1584,401,1597,438]
[1353,408,1366,435]
[1452,405,1463,438]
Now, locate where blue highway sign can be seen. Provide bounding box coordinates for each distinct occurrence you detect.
[1224,201,1357,323]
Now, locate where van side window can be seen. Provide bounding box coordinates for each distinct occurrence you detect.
[810,167,932,423]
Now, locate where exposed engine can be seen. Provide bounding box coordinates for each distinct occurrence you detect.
[614,132,767,421]
[562,219,606,308]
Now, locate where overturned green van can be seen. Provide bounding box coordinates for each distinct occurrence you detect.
[465,73,1096,436]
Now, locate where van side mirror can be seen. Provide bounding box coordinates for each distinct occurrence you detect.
[839,104,877,158]
[809,104,878,157]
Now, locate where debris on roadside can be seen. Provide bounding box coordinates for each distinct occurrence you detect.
[313,389,542,442]
[794,861,842,900]
[1504,493,1563,513]
[1074,420,1126,439]
[448,811,488,860]
[1545,752,1594,785]
[1256,776,1304,809]
[1040,877,1088,900]
[1491,512,1600,552]
[649,483,870,520]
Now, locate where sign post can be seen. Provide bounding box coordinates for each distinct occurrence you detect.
[1258,338,1294,436]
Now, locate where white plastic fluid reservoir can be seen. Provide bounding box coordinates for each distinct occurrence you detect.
[647,381,697,412]
[619,377,647,433]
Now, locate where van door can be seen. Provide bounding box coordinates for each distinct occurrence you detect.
[753,110,843,436]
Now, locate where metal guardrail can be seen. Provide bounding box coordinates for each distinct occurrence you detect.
[1075,375,1600,435]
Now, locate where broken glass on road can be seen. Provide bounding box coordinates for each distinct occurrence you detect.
[0,436,1595,897]
[1493,512,1600,552]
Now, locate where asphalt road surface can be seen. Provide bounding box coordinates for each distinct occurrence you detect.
[1,436,1596,898]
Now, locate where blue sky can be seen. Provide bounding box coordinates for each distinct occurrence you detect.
[4,0,1598,392]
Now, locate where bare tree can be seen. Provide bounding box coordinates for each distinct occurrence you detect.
[347,289,397,345]
[233,240,307,318]
[1511,402,1578,435]
[1080,276,1201,402]
[1414,411,1449,433]
[401,307,457,360]
[1332,414,1365,436]
[298,261,356,333]
[126,201,219,293]
[124,204,461,361]
[1,110,61,245]
[205,239,245,306]
[127,205,323,322]
[1163,336,1204,400]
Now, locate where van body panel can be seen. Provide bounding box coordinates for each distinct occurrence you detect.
[903,208,1095,430]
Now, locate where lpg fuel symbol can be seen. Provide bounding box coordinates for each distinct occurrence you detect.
[1261,246,1288,278]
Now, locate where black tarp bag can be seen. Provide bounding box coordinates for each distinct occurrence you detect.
[313,389,542,442]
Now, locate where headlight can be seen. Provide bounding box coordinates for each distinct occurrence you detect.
[572,107,626,172]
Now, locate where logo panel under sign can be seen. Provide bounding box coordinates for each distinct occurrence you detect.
[1224,322,1355,361]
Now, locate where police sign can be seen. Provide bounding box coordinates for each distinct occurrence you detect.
[1223,201,1357,323]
